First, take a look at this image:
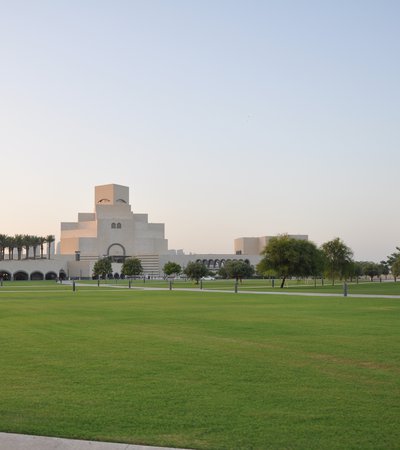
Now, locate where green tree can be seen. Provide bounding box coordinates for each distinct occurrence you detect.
[257,235,323,288]
[0,234,7,260]
[223,260,254,283]
[391,257,400,282]
[122,257,143,277]
[387,247,400,267]
[184,261,208,283]
[362,262,380,282]
[379,261,390,279]
[39,236,47,259]
[93,257,113,279]
[350,261,364,283]
[163,261,182,277]
[218,266,228,279]
[14,234,24,260]
[23,234,35,259]
[386,247,400,279]
[321,237,353,285]
[6,236,15,260]
[30,235,41,260]
[46,235,55,260]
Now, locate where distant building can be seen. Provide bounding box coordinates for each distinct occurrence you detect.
[234,235,308,255]
[59,183,168,276]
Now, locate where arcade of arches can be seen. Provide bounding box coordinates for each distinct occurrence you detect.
[0,270,66,281]
[196,258,250,270]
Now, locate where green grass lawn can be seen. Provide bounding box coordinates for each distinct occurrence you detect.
[0,287,399,449]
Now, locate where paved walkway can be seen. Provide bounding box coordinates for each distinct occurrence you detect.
[62,281,400,299]
[0,433,191,450]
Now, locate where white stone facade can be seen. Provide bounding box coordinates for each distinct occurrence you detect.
[59,184,168,262]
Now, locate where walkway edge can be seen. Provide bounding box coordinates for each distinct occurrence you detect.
[0,432,193,450]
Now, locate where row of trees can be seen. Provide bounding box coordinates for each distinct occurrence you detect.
[178,238,400,286]
[92,240,400,285]
[93,257,144,279]
[257,235,400,287]
[164,260,254,283]
[93,257,255,284]
[0,234,55,261]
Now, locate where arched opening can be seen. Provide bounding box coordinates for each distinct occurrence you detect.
[214,259,220,269]
[0,270,11,281]
[46,271,58,280]
[111,223,116,229]
[116,223,122,229]
[107,243,126,263]
[208,259,214,269]
[59,270,67,280]
[30,271,44,281]
[14,271,29,281]
[114,272,120,279]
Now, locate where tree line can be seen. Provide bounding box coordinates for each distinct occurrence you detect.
[0,234,55,261]
[257,236,400,287]
[92,238,400,286]
[93,257,144,279]
[165,237,400,286]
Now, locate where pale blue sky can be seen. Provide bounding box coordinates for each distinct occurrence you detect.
[1,1,399,260]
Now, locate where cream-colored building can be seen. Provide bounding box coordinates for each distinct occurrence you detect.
[60,183,168,260]
[57,183,168,277]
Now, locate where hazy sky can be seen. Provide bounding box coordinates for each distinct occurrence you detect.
[1,1,399,261]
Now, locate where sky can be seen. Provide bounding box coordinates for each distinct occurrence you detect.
[1,0,399,261]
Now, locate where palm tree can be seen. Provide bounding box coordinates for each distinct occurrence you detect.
[23,234,33,259]
[14,235,24,260]
[0,234,7,260]
[6,236,15,260]
[46,235,55,259]
[31,236,41,259]
[321,237,353,285]
[39,236,46,259]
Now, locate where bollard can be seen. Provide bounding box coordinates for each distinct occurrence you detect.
[0,279,3,287]
[72,280,76,292]
[234,282,238,293]
[272,278,275,288]
[322,277,324,286]
[200,280,203,290]
[314,277,317,288]
[343,282,348,297]
[169,280,172,290]
[129,280,131,289]
[97,278,100,287]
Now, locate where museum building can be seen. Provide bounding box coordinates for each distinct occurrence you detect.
[0,183,307,280]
